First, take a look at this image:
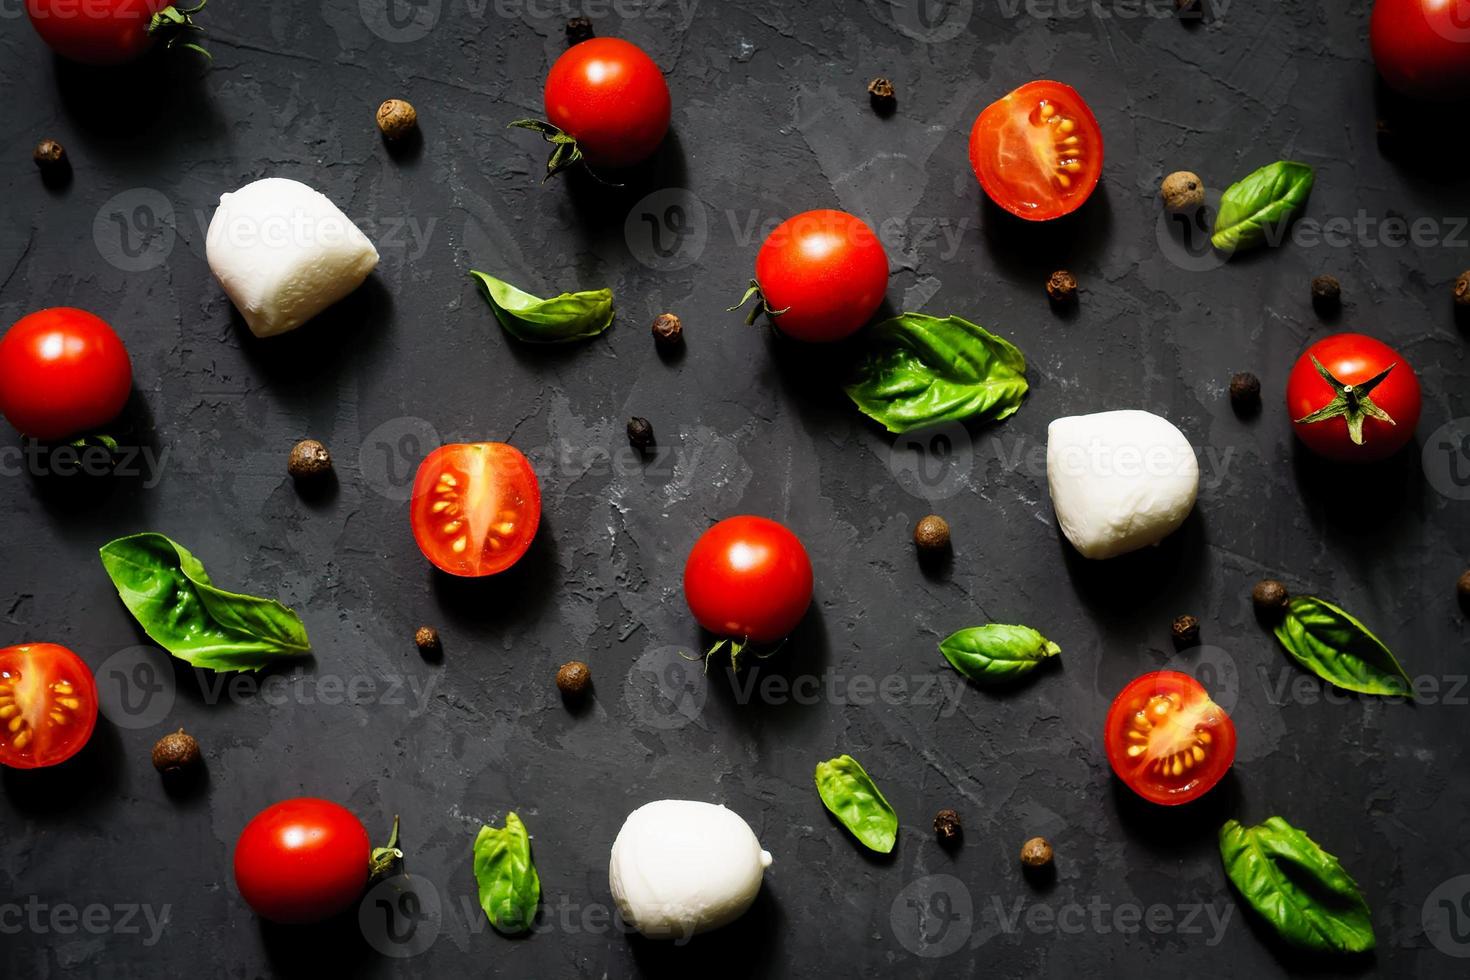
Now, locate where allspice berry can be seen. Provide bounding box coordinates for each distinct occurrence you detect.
[288,439,332,480]
[1229,372,1261,416]
[1171,614,1201,647]
[914,514,950,554]
[376,99,418,141]
[627,417,654,454]
[652,312,683,349]
[1160,171,1204,212]
[151,729,201,775]
[415,626,442,659]
[1252,579,1290,618]
[1020,836,1054,869]
[33,139,66,170]
[1311,274,1341,314]
[556,661,591,697]
[1045,270,1078,304]
[934,808,962,844]
[565,16,594,45]
[867,77,896,113]
[1455,271,1470,308]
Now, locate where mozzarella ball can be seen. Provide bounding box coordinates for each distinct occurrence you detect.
[206,178,379,338]
[609,800,772,940]
[1046,410,1200,560]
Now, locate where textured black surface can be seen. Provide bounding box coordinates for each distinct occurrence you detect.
[2,2,1469,978]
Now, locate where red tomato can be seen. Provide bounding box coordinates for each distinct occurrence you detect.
[0,643,99,770]
[543,37,670,169]
[234,798,370,925]
[752,209,890,342]
[683,516,814,644]
[1104,671,1236,806]
[1286,333,1422,463]
[25,0,202,66]
[969,80,1104,221]
[410,443,541,577]
[0,308,132,442]
[1371,0,1470,101]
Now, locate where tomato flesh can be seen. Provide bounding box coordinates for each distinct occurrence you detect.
[411,443,541,577]
[754,209,889,342]
[234,798,370,925]
[969,80,1104,221]
[0,643,99,770]
[544,37,671,168]
[683,516,814,644]
[1286,333,1421,463]
[0,308,133,441]
[1104,671,1235,806]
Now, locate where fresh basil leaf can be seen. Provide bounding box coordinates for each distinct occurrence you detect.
[1210,161,1314,253]
[815,754,898,853]
[939,624,1060,684]
[470,270,613,343]
[1272,595,1411,697]
[844,313,1028,434]
[98,533,311,673]
[473,812,540,935]
[1219,817,1375,955]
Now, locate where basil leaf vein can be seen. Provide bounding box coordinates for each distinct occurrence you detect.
[473,812,540,935]
[470,270,613,343]
[815,754,898,853]
[1219,817,1375,954]
[1272,595,1411,696]
[1210,160,1314,253]
[844,313,1029,434]
[98,532,311,673]
[939,624,1060,684]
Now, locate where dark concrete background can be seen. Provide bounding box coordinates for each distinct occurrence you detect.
[2,1,1468,977]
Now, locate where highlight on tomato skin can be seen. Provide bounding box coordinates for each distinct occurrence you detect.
[0,643,100,770]
[1103,670,1236,806]
[409,442,542,577]
[968,79,1104,222]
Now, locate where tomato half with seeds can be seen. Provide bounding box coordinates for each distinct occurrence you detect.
[748,209,890,342]
[234,798,370,925]
[1104,671,1235,806]
[969,80,1104,221]
[683,516,814,644]
[410,443,541,577]
[1286,333,1422,463]
[0,643,99,770]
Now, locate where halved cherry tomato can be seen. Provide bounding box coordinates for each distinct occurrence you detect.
[749,209,890,342]
[410,443,541,577]
[1104,671,1235,806]
[0,643,99,770]
[234,798,370,925]
[969,80,1104,221]
[683,516,813,644]
[1286,333,1422,463]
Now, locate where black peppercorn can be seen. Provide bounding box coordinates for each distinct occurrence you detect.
[913,514,950,554]
[1455,271,1470,308]
[151,729,201,775]
[1229,372,1261,416]
[867,77,896,113]
[934,808,961,844]
[1252,579,1290,619]
[1171,614,1201,647]
[1046,270,1077,304]
[415,626,442,659]
[1311,274,1341,315]
[1020,836,1054,869]
[288,439,332,480]
[33,139,66,169]
[565,16,594,45]
[557,661,591,697]
[652,312,683,349]
[626,417,654,453]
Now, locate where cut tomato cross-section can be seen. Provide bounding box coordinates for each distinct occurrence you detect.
[1104,670,1235,806]
[0,643,99,769]
[410,443,541,577]
[969,80,1104,221]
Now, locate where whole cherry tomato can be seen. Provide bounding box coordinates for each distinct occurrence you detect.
[1286,333,1421,463]
[969,80,1104,221]
[1371,0,1470,101]
[0,308,132,441]
[1104,671,1236,806]
[744,209,890,342]
[25,0,208,66]
[234,798,371,925]
[684,516,814,645]
[0,643,99,770]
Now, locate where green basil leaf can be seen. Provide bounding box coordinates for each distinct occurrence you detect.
[814,754,898,853]
[473,812,540,935]
[470,270,613,343]
[939,624,1060,684]
[1219,817,1375,955]
[1210,160,1314,253]
[98,533,311,673]
[1272,595,1411,697]
[844,313,1028,434]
